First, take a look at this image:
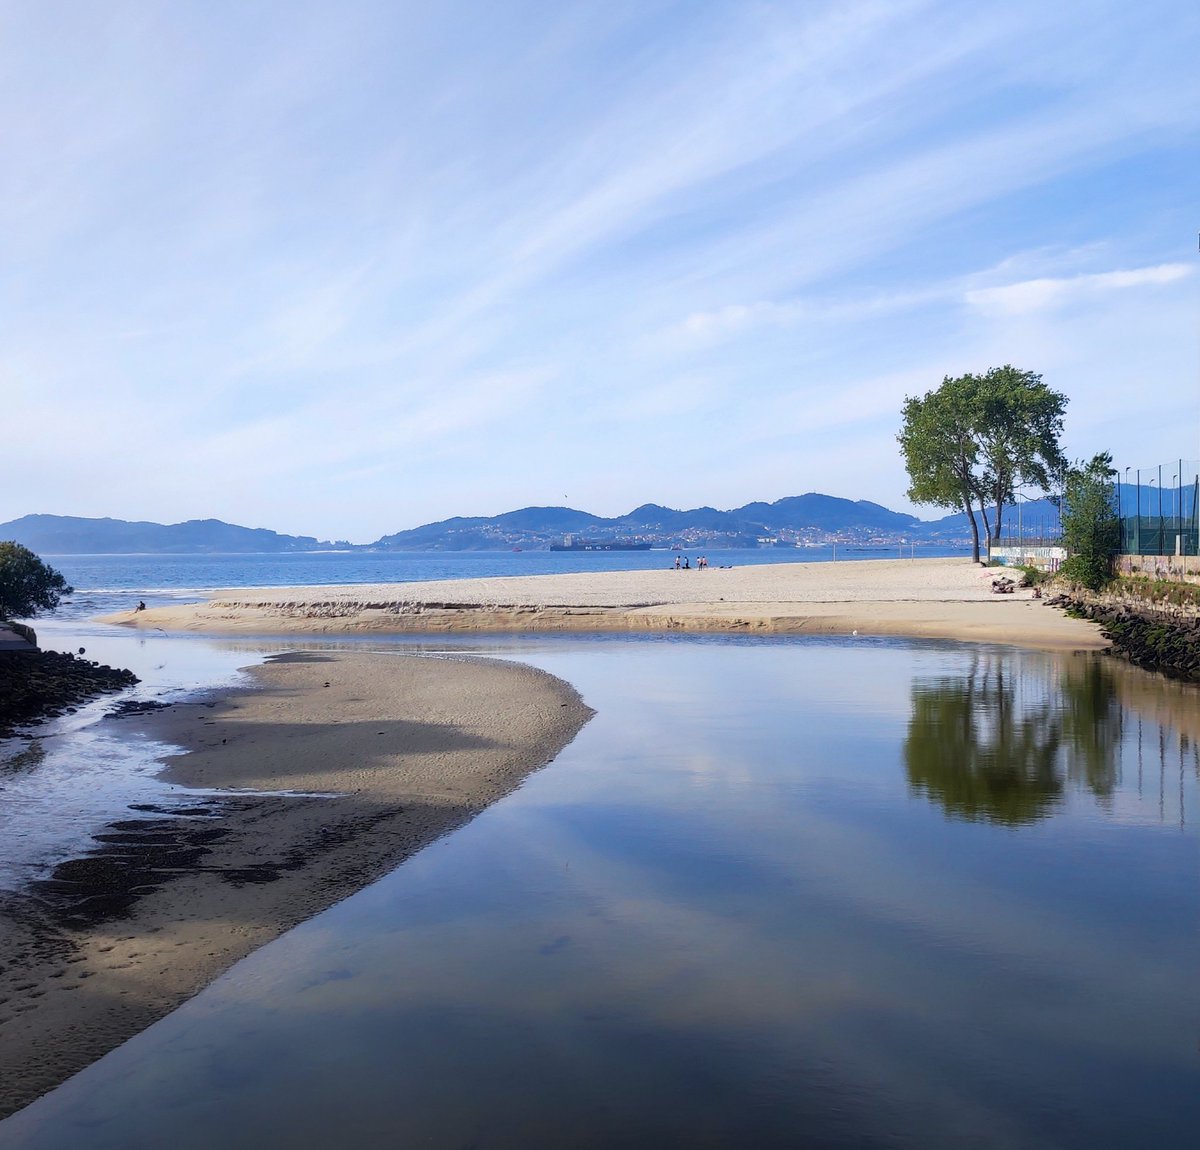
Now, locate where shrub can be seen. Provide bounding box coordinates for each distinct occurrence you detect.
[0,542,73,621]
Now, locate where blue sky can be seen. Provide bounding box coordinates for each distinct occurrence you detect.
[2,1,1198,542]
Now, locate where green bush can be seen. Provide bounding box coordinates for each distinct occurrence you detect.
[1015,564,1049,587]
[1060,452,1118,591]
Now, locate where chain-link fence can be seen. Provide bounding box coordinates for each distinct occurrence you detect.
[1117,459,1200,558]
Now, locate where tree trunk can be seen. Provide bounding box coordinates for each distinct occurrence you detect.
[977,499,992,560]
[963,494,981,563]
[990,474,1007,540]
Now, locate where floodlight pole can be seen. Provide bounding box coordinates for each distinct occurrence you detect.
[1174,469,1180,558]
[1150,478,1157,555]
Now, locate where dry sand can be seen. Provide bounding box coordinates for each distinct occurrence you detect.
[104,557,1107,651]
[0,651,591,1120]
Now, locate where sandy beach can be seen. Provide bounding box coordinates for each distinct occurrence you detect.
[0,651,591,1120]
[104,557,1107,651]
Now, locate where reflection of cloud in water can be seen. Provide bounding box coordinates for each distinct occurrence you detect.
[202,796,1187,1149]
[238,751,1190,1092]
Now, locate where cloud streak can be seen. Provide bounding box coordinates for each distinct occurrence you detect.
[965,264,1193,317]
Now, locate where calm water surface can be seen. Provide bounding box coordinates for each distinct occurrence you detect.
[2,635,1197,1149]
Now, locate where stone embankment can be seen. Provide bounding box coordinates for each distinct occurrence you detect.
[0,648,139,736]
[1048,586,1200,682]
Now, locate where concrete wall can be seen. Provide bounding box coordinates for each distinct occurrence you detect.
[0,622,38,653]
[989,545,1065,571]
[1117,554,1200,584]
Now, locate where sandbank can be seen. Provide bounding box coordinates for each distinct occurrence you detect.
[0,651,591,1120]
[103,557,1106,652]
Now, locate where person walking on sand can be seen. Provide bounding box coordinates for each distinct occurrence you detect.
[674,555,681,570]
[683,556,690,569]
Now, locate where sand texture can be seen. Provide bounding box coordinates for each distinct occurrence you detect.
[104,558,1106,651]
[0,651,591,1120]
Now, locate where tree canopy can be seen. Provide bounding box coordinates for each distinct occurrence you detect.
[898,374,984,560]
[898,365,1067,562]
[0,542,73,621]
[1060,452,1119,590]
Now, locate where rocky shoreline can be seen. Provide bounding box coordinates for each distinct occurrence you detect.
[1047,592,1200,682]
[0,649,139,736]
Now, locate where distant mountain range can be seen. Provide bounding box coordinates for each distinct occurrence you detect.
[0,515,344,555]
[0,494,1064,554]
[373,494,932,550]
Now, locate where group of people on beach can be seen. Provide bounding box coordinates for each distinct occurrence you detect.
[672,555,708,570]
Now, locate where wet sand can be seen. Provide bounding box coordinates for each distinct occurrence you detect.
[103,557,1107,652]
[0,651,591,1120]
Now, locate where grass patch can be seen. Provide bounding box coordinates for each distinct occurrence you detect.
[1113,576,1200,608]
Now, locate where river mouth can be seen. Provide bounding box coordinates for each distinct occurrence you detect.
[2,633,1197,1149]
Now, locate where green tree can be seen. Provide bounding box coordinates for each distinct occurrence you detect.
[1060,452,1119,590]
[898,375,985,561]
[0,542,73,620]
[898,366,1068,562]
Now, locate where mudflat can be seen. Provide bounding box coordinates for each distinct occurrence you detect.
[0,651,591,1120]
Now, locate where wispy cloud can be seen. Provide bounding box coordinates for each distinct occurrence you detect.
[965,264,1193,317]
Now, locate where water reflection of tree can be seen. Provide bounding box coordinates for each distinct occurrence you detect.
[1060,659,1123,803]
[905,653,1121,825]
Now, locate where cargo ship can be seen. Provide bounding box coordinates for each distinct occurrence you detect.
[550,536,652,551]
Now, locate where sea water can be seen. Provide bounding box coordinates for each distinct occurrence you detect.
[1,633,1196,1149]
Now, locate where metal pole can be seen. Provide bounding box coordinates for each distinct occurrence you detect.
[1150,478,1157,556]
[1136,468,1141,555]
[1118,472,1123,552]
[1118,470,1128,556]
[1173,471,1179,557]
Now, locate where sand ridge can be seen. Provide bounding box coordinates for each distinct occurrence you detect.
[103,557,1107,652]
[0,650,592,1120]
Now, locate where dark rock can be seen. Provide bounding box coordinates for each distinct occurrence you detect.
[104,698,171,719]
[1051,593,1200,682]
[0,650,139,736]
